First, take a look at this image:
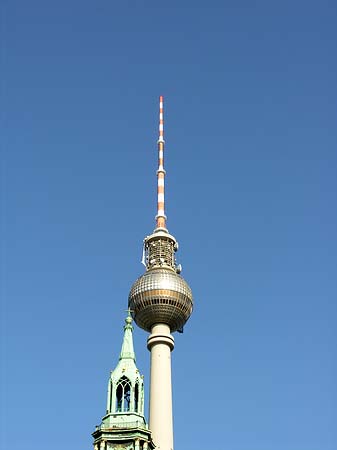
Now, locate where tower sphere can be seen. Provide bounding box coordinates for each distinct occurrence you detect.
[128,268,193,333]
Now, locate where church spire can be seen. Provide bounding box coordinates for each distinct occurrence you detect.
[92,313,155,450]
[119,310,135,362]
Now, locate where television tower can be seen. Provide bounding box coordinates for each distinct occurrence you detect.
[128,96,193,450]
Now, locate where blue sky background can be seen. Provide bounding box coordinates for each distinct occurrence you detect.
[2,1,337,449]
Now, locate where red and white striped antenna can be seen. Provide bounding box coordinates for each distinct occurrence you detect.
[155,95,167,229]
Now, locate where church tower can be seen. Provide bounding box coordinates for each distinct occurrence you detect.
[128,96,193,450]
[92,311,155,450]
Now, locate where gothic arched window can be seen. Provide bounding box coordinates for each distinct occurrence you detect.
[109,381,113,412]
[134,382,139,412]
[115,376,131,412]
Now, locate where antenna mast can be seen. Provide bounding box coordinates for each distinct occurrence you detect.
[156,95,166,230]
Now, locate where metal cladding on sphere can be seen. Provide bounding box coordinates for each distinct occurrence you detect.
[128,268,193,333]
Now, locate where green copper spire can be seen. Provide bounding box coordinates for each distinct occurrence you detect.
[93,313,155,450]
[119,309,135,361]
[103,313,144,423]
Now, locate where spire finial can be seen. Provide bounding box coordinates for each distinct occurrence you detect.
[119,310,135,361]
[126,307,133,317]
[155,95,167,230]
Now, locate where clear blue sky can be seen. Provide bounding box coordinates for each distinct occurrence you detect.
[2,1,337,449]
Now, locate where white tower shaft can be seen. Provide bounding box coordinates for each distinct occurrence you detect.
[147,324,175,450]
